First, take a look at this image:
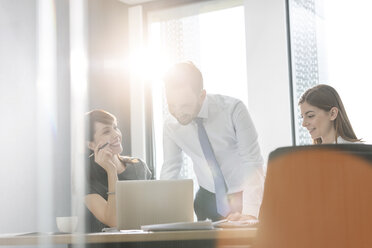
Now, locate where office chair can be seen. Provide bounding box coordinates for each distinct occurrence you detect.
[255,144,372,248]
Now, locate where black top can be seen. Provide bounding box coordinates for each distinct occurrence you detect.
[85,156,152,233]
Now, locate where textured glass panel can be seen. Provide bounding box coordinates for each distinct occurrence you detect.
[149,6,247,184]
[289,0,322,145]
[157,17,201,179]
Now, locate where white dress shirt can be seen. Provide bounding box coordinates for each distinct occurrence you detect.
[160,94,265,217]
[336,136,362,144]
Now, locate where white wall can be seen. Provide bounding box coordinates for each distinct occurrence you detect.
[128,5,147,161]
[244,0,293,164]
[0,0,72,235]
[0,0,38,233]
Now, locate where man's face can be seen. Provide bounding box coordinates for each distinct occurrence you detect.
[165,86,205,125]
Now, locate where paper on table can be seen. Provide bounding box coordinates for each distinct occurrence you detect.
[119,230,146,233]
[102,227,119,233]
[102,227,145,233]
[141,220,213,231]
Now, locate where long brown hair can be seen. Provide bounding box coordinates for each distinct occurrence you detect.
[299,84,360,144]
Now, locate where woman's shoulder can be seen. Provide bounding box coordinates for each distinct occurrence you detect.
[337,136,363,144]
[119,156,152,180]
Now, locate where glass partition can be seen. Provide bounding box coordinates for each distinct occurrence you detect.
[289,0,372,145]
[0,0,88,243]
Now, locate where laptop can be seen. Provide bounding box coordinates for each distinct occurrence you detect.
[116,179,194,230]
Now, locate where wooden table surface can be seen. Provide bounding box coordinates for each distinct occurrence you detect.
[0,228,257,246]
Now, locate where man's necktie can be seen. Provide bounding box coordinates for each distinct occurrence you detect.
[195,118,231,217]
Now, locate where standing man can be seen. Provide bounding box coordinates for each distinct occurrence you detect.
[160,62,265,221]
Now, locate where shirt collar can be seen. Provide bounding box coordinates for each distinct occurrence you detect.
[196,95,209,119]
[336,136,346,144]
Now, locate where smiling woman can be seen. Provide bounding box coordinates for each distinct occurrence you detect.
[84,109,152,232]
[298,84,361,144]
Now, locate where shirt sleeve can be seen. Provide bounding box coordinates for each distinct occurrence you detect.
[232,101,265,218]
[160,123,184,179]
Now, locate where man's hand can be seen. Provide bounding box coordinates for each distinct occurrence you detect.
[226,212,257,221]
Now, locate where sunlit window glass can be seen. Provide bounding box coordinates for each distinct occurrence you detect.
[289,0,372,145]
[148,4,248,187]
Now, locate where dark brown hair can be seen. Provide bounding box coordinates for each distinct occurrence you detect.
[85,109,116,142]
[299,84,360,144]
[163,61,203,94]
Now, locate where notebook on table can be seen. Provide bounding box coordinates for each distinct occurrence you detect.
[140,219,259,231]
[116,179,194,230]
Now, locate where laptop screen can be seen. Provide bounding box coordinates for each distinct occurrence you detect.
[116,179,194,230]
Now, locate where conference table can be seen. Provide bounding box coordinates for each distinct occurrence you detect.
[0,228,257,247]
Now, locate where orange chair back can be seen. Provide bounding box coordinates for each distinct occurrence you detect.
[256,145,372,248]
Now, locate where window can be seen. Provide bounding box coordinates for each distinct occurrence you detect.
[146,1,248,185]
[289,0,372,144]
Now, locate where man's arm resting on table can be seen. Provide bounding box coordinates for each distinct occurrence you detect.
[231,102,265,220]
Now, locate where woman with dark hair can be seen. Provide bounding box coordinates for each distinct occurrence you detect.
[299,84,361,144]
[84,109,151,232]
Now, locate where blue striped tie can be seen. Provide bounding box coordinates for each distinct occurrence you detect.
[195,118,231,217]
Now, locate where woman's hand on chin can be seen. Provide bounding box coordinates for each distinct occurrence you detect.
[94,143,116,172]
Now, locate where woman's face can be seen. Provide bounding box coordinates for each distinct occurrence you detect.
[300,101,337,143]
[89,121,123,155]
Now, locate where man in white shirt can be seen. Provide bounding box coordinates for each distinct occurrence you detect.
[160,62,265,221]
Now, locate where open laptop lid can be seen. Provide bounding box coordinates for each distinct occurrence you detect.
[116,179,194,230]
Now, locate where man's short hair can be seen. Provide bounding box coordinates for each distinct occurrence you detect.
[163,61,203,93]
